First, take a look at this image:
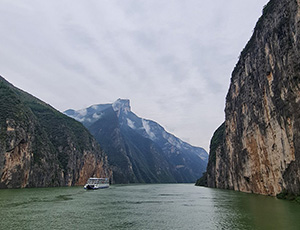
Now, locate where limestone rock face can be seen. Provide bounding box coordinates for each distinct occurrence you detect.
[206,0,300,196]
[0,76,111,188]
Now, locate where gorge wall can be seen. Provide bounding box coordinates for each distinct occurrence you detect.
[0,76,111,188]
[204,0,300,196]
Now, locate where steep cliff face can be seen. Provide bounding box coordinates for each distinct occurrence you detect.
[205,0,300,196]
[0,76,111,188]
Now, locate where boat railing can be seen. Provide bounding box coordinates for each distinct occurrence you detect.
[87,178,109,184]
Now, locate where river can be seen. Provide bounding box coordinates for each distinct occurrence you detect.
[0,184,299,229]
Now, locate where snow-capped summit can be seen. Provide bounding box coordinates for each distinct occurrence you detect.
[112,98,131,115]
[64,99,208,183]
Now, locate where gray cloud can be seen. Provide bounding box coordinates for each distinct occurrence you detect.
[0,0,269,151]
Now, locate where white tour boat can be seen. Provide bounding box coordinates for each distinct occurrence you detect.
[84,177,109,190]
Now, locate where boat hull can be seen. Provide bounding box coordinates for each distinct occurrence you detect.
[84,184,109,190]
[84,177,109,190]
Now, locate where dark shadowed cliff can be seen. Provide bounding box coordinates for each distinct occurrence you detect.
[0,76,111,188]
[200,0,300,196]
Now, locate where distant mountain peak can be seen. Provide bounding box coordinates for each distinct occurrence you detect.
[112,98,131,115]
[64,99,208,183]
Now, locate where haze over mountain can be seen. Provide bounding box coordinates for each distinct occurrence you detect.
[65,99,208,183]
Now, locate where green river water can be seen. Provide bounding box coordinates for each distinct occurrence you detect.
[0,184,299,230]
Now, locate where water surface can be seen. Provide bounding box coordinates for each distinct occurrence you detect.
[0,184,299,229]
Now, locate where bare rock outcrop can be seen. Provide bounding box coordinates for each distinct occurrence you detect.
[205,0,300,196]
[0,76,111,188]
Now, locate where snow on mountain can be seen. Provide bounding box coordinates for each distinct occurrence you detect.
[127,118,136,129]
[142,119,156,140]
[64,98,208,183]
[112,98,131,115]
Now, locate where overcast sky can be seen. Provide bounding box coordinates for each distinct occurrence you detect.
[0,0,268,151]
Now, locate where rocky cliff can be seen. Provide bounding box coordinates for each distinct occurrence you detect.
[65,99,208,183]
[0,76,111,188]
[203,0,300,196]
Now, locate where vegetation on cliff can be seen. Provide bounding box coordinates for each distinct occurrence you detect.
[195,122,225,187]
[0,76,111,188]
[201,0,300,197]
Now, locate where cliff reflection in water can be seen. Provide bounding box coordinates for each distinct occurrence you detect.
[210,188,300,230]
[0,184,299,230]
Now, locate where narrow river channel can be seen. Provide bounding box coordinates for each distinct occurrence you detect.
[0,184,299,229]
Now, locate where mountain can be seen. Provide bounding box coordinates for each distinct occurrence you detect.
[198,0,300,197]
[65,98,208,183]
[0,76,111,188]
